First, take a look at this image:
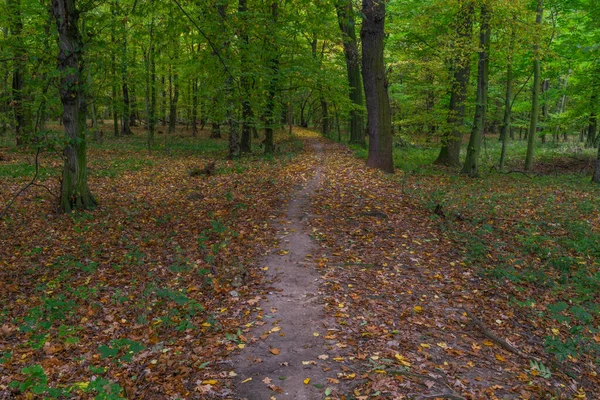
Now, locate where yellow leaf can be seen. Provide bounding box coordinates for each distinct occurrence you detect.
[436,342,448,349]
[238,344,245,349]
[394,354,411,366]
[202,380,218,385]
[482,340,494,346]
[241,378,252,383]
[419,343,430,348]
[313,332,320,337]
[551,328,560,335]
[270,326,281,332]
[303,378,311,385]
[413,306,423,313]
[495,354,506,362]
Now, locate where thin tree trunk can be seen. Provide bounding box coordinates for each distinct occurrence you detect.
[145,12,156,152]
[525,0,544,171]
[264,0,279,154]
[499,54,513,170]
[499,14,516,172]
[462,3,491,177]
[52,0,96,212]
[121,16,132,135]
[110,2,119,137]
[361,0,393,173]
[336,0,365,145]
[587,79,598,148]
[192,78,198,137]
[239,0,253,152]
[8,0,33,146]
[434,1,473,167]
[593,140,600,183]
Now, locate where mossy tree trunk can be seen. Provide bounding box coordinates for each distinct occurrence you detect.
[361,0,393,173]
[336,0,365,145]
[8,0,33,146]
[51,0,97,212]
[524,0,544,172]
[434,1,473,167]
[461,3,491,177]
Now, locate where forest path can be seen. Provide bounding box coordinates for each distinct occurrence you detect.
[230,132,579,399]
[231,137,345,399]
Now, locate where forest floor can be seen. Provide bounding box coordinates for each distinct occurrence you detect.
[1,127,599,399]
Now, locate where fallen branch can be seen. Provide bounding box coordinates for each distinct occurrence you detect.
[414,394,465,400]
[0,147,56,220]
[388,369,465,400]
[462,307,525,357]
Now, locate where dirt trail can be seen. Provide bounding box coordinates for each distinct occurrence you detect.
[232,140,345,399]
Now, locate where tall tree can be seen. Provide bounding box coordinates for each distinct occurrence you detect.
[263,0,279,154]
[499,14,516,170]
[524,0,544,172]
[433,1,473,167]
[238,0,253,152]
[462,2,491,177]
[7,0,33,146]
[361,0,393,172]
[336,0,365,145]
[51,0,97,212]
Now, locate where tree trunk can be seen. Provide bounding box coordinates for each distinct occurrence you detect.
[264,0,279,154]
[121,16,132,135]
[110,2,119,137]
[525,0,544,171]
[587,81,598,148]
[593,141,600,183]
[169,66,179,135]
[145,13,156,151]
[51,0,96,212]
[192,78,198,137]
[336,0,365,145]
[361,0,393,173]
[499,14,516,170]
[8,0,33,146]
[434,1,473,167]
[499,55,513,170]
[238,0,253,152]
[461,3,491,177]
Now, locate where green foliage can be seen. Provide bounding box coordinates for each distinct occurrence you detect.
[98,338,145,363]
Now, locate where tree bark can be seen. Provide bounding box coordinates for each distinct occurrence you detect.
[51,0,97,212]
[145,12,156,151]
[121,16,132,135]
[336,0,365,145]
[525,0,544,172]
[434,1,473,167]
[8,0,33,146]
[461,3,491,177]
[238,0,253,152]
[361,0,393,173]
[587,80,598,148]
[264,0,279,154]
[593,141,600,183]
[499,53,513,170]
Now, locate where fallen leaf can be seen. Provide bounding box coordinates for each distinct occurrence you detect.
[269,348,280,355]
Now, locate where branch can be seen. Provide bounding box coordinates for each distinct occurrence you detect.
[170,0,237,86]
[0,148,55,220]
[462,307,525,357]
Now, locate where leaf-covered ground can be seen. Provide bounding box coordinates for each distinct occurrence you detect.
[1,127,599,399]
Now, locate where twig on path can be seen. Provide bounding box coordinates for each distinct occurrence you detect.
[462,307,525,358]
[414,394,465,400]
[388,369,465,400]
